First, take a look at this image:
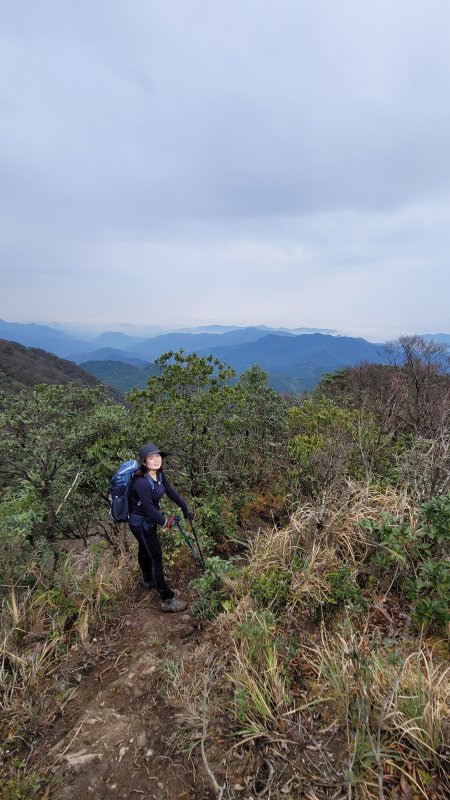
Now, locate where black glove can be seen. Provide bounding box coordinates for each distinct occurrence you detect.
[184,509,194,522]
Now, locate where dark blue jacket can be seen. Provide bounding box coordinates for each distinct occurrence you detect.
[130,471,189,527]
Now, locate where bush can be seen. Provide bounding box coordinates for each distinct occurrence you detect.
[361,492,450,631]
[321,566,366,617]
[250,565,291,611]
[408,560,450,630]
[189,556,239,619]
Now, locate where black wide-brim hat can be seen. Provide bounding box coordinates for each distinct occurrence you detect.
[138,443,168,462]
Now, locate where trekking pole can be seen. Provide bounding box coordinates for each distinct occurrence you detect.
[174,519,206,571]
[187,521,206,571]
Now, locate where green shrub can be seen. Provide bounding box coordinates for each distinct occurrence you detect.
[408,560,450,631]
[2,760,43,800]
[361,492,450,631]
[321,566,366,616]
[361,513,413,573]
[250,565,291,611]
[189,556,239,619]
[417,493,450,556]
[194,495,238,545]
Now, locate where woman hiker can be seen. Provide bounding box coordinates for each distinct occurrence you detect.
[128,443,193,613]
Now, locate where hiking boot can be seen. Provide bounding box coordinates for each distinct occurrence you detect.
[160,596,188,613]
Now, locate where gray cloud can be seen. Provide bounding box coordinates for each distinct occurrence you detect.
[1,0,450,338]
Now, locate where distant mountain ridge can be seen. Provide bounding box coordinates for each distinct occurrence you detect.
[196,333,383,371]
[0,319,340,362]
[1,319,448,396]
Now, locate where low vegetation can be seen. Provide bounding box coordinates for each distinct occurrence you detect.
[0,335,449,798]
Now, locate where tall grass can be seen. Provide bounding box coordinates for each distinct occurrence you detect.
[300,619,449,799]
[0,541,134,747]
[217,483,449,797]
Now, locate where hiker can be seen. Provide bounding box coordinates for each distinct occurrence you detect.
[128,443,193,613]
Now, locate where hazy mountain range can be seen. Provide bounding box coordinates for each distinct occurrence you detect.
[1,319,448,395]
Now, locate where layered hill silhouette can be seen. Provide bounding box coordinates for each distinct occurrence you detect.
[0,339,122,399]
[68,326,299,363]
[78,334,385,393]
[0,319,335,362]
[1,319,448,395]
[195,333,385,389]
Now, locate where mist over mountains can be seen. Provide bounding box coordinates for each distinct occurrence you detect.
[1,319,448,395]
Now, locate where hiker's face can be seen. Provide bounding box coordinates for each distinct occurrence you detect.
[145,453,162,470]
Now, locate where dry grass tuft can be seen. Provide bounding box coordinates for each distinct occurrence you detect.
[0,541,135,745]
[302,618,450,799]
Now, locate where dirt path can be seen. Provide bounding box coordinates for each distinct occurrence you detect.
[37,580,217,800]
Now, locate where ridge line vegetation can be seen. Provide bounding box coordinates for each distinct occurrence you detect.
[0,335,449,798]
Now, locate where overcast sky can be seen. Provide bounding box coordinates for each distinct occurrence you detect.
[1,0,449,341]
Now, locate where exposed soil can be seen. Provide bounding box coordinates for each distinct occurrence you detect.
[31,573,220,800]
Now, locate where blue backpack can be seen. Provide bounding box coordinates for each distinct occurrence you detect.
[109,459,139,522]
[109,460,159,522]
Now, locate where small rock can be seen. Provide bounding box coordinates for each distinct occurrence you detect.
[181,614,191,622]
[64,751,102,768]
[157,782,164,790]
[145,748,154,758]
[118,746,128,763]
[74,672,82,683]
[234,784,244,791]
[136,732,147,750]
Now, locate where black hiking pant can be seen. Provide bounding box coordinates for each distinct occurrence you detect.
[128,514,174,600]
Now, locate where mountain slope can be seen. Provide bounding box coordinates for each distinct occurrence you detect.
[80,360,160,393]
[0,339,120,396]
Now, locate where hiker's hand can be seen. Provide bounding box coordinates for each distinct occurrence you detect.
[164,514,181,528]
[184,509,194,522]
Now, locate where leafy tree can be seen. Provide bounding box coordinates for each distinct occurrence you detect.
[0,384,127,545]
[229,365,289,488]
[288,397,357,498]
[129,351,236,497]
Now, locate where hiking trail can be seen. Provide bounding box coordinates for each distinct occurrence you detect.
[36,576,229,800]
